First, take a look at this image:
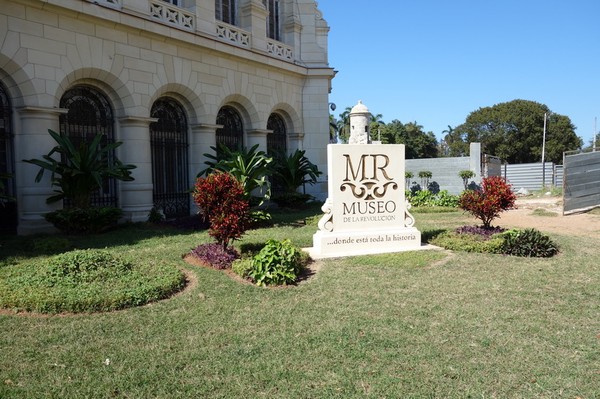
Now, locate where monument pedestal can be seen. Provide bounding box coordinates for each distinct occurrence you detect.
[312,227,421,258]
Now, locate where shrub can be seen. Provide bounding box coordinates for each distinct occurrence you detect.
[428,226,559,258]
[429,230,505,254]
[0,249,185,313]
[458,170,476,190]
[45,249,132,286]
[200,143,272,204]
[406,189,459,208]
[272,149,321,194]
[189,243,240,269]
[458,176,517,228]
[247,239,307,286]
[232,258,253,278]
[271,192,314,209]
[23,129,135,208]
[192,172,250,249]
[499,228,559,257]
[45,207,123,234]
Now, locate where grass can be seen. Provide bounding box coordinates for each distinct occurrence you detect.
[0,207,598,398]
[531,208,559,217]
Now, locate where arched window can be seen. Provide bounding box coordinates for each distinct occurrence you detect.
[150,97,190,218]
[0,82,17,233]
[215,0,236,25]
[59,85,117,207]
[264,0,281,41]
[216,106,244,151]
[267,112,287,154]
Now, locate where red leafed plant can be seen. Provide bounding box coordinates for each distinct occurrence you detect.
[192,171,250,249]
[458,176,517,228]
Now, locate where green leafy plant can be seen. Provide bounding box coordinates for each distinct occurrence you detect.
[499,228,559,257]
[458,176,517,228]
[458,170,476,190]
[0,249,185,313]
[23,129,136,208]
[200,143,272,204]
[192,171,250,249]
[247,239,306,286]
[272,149,322,194]
[44,207,123,234]
[406,189,459,208]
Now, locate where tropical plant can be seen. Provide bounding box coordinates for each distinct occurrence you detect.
[23,129,136,208]
[200,143,272,204]
[458,176,517,228]
[247,239,307,286]
[272,149,321,194]
[192,171,250,249]
[499,228,559,257]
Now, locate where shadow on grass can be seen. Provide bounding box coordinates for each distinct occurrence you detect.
[0,203,325,264]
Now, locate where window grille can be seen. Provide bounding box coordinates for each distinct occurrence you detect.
[59,85,117,208]
[267,113,286,154]
[0,82,17,233]
[150,98,190,218]
[216,106,244,152]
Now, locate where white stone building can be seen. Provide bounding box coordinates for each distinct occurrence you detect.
[0,0,334,234]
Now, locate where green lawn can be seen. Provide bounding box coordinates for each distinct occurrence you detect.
[1,207,598,398]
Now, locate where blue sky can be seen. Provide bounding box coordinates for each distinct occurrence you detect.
[318,1,600,144]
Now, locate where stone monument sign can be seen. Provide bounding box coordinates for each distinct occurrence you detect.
[312,101,421,257]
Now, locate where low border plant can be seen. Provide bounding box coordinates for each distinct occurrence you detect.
[428,225,559,258]
[241,239,308,286]
[0,249,185,314]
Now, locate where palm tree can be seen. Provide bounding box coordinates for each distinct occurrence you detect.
[336,106,352,142]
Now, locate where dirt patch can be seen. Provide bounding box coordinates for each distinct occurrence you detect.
[496,196,600,238]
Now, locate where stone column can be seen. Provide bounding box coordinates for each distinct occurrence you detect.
[190,123,220,177]
[288,132,305,151]
[118,116,156,223]
[247,129,269,151]
[240,0,269,53]
[15,107,67,235]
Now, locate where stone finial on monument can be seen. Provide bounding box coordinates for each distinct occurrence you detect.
[310,100,422,258]
[348,100,371,144]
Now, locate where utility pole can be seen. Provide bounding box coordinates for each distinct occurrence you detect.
[542,112,547,189]
[594,117,597,152]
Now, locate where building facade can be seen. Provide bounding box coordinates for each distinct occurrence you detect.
[0,0,334,234]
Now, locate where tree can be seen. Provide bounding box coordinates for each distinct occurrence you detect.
[454,100,582,164]
[382,120,438,158]
[336,106,352,143]
[441,125,469,157]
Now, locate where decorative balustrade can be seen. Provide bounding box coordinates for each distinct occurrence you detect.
[267,40,293,61]
[216,23,251,48]
[149,0,195,31]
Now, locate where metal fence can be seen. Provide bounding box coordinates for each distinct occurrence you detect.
[563,150,600,214]
[501,162,559,191]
